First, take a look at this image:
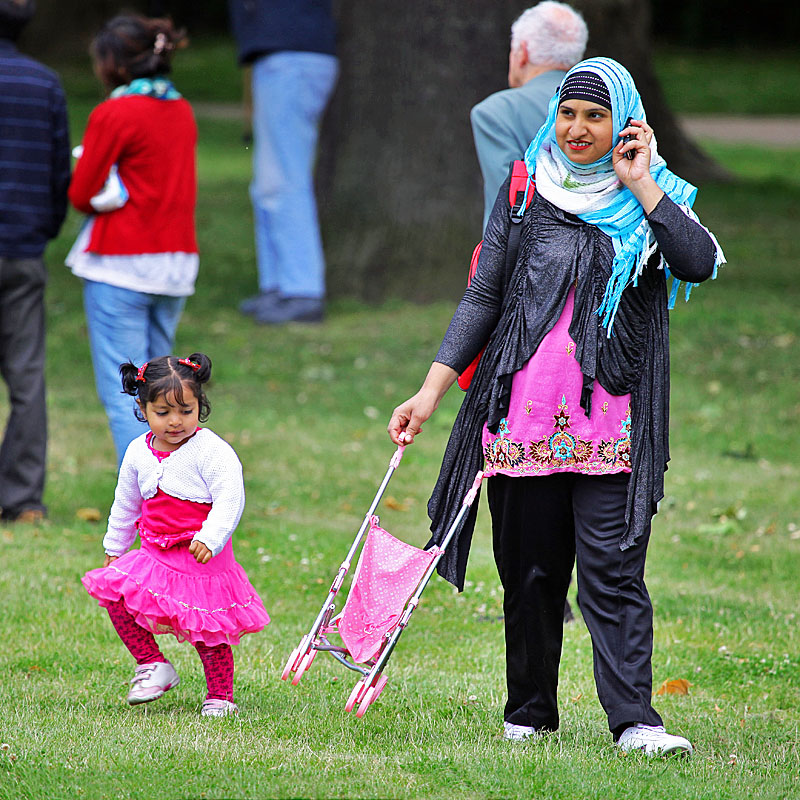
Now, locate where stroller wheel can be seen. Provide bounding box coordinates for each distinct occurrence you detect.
[281,646,301,681]
[345,678,367,712]
[305,648,318,669]
[355,685,377,718]
[291,650,315,686]
[372,673,389,702]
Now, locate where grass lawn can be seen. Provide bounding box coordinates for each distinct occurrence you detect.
[1,47,799,800]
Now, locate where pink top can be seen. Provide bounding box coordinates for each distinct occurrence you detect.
[139,432,211,548]
[482,287,632,477]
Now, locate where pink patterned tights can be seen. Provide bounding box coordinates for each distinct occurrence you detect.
[106,599,234,700]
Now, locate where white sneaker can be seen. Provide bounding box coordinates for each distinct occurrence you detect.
[127,661,180,705]
[617,724,693,757]
[201,699,239,717]
[503,721,537,741]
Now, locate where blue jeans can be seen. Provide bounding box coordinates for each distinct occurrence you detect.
[82,280,185,465]
[250,51,339,300]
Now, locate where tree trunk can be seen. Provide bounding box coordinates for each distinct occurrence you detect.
[319,0,728,302]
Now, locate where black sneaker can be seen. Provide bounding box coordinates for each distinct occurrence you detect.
[239,289,280,316]
[255,296,324,324]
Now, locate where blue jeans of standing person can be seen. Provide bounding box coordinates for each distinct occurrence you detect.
[0,257,48,519]
[83,280,185,466]
[250,51,339,300]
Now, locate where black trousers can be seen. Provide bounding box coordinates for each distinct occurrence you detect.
[487,472,663,733]
[0,257,47,518]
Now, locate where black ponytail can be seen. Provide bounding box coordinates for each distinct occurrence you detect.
[119,353,212,423]
[119,361,141,397]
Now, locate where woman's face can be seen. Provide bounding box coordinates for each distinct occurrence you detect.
[555,99,614,165]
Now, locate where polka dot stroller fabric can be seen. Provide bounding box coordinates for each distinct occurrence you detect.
[336,516,440,664]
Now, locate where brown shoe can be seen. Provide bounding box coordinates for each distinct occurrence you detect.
[9,509,45,524]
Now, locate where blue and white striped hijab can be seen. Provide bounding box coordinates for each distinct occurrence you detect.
[522,57,723,333]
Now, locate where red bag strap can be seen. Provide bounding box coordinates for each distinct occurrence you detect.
[508,160,535,220]
[467,161,534,288]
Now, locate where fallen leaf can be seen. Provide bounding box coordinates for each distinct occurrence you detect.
[570,693,583,703]
[656,678,692,696]
[384,496,409,511]
[76,507,102,522]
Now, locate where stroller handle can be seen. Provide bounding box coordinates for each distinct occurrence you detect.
[463,471,484,507]
[389,443,406,469]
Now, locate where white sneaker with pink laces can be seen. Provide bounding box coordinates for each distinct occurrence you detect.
[617,724,693,757]
[201,699,239,717]
[126,661,180,705]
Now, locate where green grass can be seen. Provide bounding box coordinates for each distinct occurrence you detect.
[2,50,800,800]
[653,47,800,115]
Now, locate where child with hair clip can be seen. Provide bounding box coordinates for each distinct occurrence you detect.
[67,14,199,465]
[82,353,270,717]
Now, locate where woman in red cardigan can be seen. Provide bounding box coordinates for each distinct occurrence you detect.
[68,14,198,465]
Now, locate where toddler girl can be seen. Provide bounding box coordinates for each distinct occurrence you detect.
[67,15,199,465]
[82,353,270,716]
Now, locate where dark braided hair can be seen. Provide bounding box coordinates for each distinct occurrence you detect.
[120,353,211,423]
[91,14,187,90]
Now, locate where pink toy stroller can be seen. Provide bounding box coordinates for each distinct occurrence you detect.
[281,444,484,718]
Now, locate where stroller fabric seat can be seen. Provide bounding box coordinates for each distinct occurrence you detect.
[336,516,439,663]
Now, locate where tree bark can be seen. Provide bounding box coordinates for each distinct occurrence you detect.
[319,0,728,302]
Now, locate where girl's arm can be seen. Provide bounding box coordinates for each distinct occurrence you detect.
[191,440,246,559]
[68,103,125,213]
[102,456,143,558]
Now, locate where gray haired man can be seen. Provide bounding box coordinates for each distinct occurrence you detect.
[471,2,588,230]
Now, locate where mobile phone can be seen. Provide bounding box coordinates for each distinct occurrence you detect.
[622,117,636,160]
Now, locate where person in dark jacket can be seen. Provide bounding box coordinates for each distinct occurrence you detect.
[228,0,338,324]
[0,0,70,523]
[388,58,724,754]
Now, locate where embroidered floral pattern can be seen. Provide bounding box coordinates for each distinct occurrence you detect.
[598,405,632,469]
[528,396,594,468]
[483,418,527,471]
[483,397,632,476]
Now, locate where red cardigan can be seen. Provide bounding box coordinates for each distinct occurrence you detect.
[69,94,198,256]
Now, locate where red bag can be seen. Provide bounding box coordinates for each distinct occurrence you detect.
[457,161,535,390]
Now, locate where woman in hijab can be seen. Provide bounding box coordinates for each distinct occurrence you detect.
[388,58,724,755]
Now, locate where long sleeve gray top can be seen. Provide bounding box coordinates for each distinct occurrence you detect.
[436,192,716,374]
[427,183,717,590]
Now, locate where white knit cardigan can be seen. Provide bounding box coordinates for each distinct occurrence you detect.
[103,428,245,558]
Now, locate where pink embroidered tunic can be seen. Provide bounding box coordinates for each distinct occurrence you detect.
[482,287,632,477]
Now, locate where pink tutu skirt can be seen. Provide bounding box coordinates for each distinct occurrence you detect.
[82,539,270,647]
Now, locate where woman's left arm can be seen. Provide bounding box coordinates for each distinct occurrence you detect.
[645,196,716,283]
[614,120,716,283]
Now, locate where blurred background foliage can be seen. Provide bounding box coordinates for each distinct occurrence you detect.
[22,0,800,302]
[23,0,800,47]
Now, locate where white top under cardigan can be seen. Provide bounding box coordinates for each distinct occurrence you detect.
[103,428,245,558]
